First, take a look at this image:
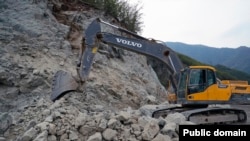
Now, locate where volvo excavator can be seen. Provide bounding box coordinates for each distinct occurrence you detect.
[51,18,250,124]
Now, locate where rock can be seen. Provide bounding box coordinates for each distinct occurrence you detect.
[107,118,120,129]
[102,128,117,141]
[165,113,186,124]
[158,117,166,129]
[60,133,68,141]
[141,120,160,141]
[43,48,49,53]
[131,124,141,137]
[146,95,156,103]
[98,119,108,130]
[26,120,37,130]
[138,116,151,127]
[4,87,19,99]
[0,113,12,135]
[78,126,96,137]
[45,115,53,122]
[47,135,57,141]
[69,131,78,140]
[74,112,87,128]
[33,69,40,75]
[48,124,56,135]
[62,40,71,50]
[21,127,38,141]
[59,61,64,66]
[33,131,48,141]
[131,124,141,133]
[87,132,102,141]
[0,137,6,141]
[35,122,49,131]
[116,111,131,123]
[94,105,104,112]
[152,133,171,141]
[50,100,62,109]
[42,109,51,116]
[119,128,131,139]
[161,122,178,138]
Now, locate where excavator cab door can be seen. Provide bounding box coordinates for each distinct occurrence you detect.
[176,69,188,104]
[187,69,207,95]
[176,67,218,104]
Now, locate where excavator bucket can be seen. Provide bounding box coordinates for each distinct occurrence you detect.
[49,19,100,102]
[51,70,79,101]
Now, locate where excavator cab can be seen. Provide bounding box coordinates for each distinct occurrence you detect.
[168,66,216,104]
[175,66,217,105]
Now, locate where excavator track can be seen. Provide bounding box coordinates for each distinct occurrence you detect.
[152,106,247,125]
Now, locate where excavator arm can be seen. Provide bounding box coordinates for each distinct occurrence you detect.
[51,18,183,101]
[80,18,183,82]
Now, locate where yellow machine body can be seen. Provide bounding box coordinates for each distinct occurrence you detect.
[169,66,250,105]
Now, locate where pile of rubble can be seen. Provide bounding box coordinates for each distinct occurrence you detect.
[14,97,194,141]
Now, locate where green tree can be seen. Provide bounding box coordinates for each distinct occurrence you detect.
[80,0,143,33]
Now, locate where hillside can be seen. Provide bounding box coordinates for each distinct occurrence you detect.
[166,42,250,74]
[2,1,250,140]
[0,1,192,140]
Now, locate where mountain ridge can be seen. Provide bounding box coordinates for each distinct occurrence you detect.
[166,41,250,74]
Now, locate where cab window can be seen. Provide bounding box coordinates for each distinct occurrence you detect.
[188,69,206,94]
[207,69,216,86]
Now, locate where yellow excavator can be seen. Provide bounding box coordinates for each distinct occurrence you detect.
[51,18,250,124]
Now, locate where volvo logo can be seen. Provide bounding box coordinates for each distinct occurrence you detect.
[116,38,142,48]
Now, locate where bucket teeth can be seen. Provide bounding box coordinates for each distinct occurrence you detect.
[51,70,78,101]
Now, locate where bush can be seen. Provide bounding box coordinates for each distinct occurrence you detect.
[80,0,143,33]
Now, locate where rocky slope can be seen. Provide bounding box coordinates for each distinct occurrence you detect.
[0,0,193,141]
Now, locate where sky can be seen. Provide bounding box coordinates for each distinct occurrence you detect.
[129,0,250,48]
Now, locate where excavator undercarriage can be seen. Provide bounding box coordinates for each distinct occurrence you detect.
[51,18,250,125]
[152,105,247,124]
